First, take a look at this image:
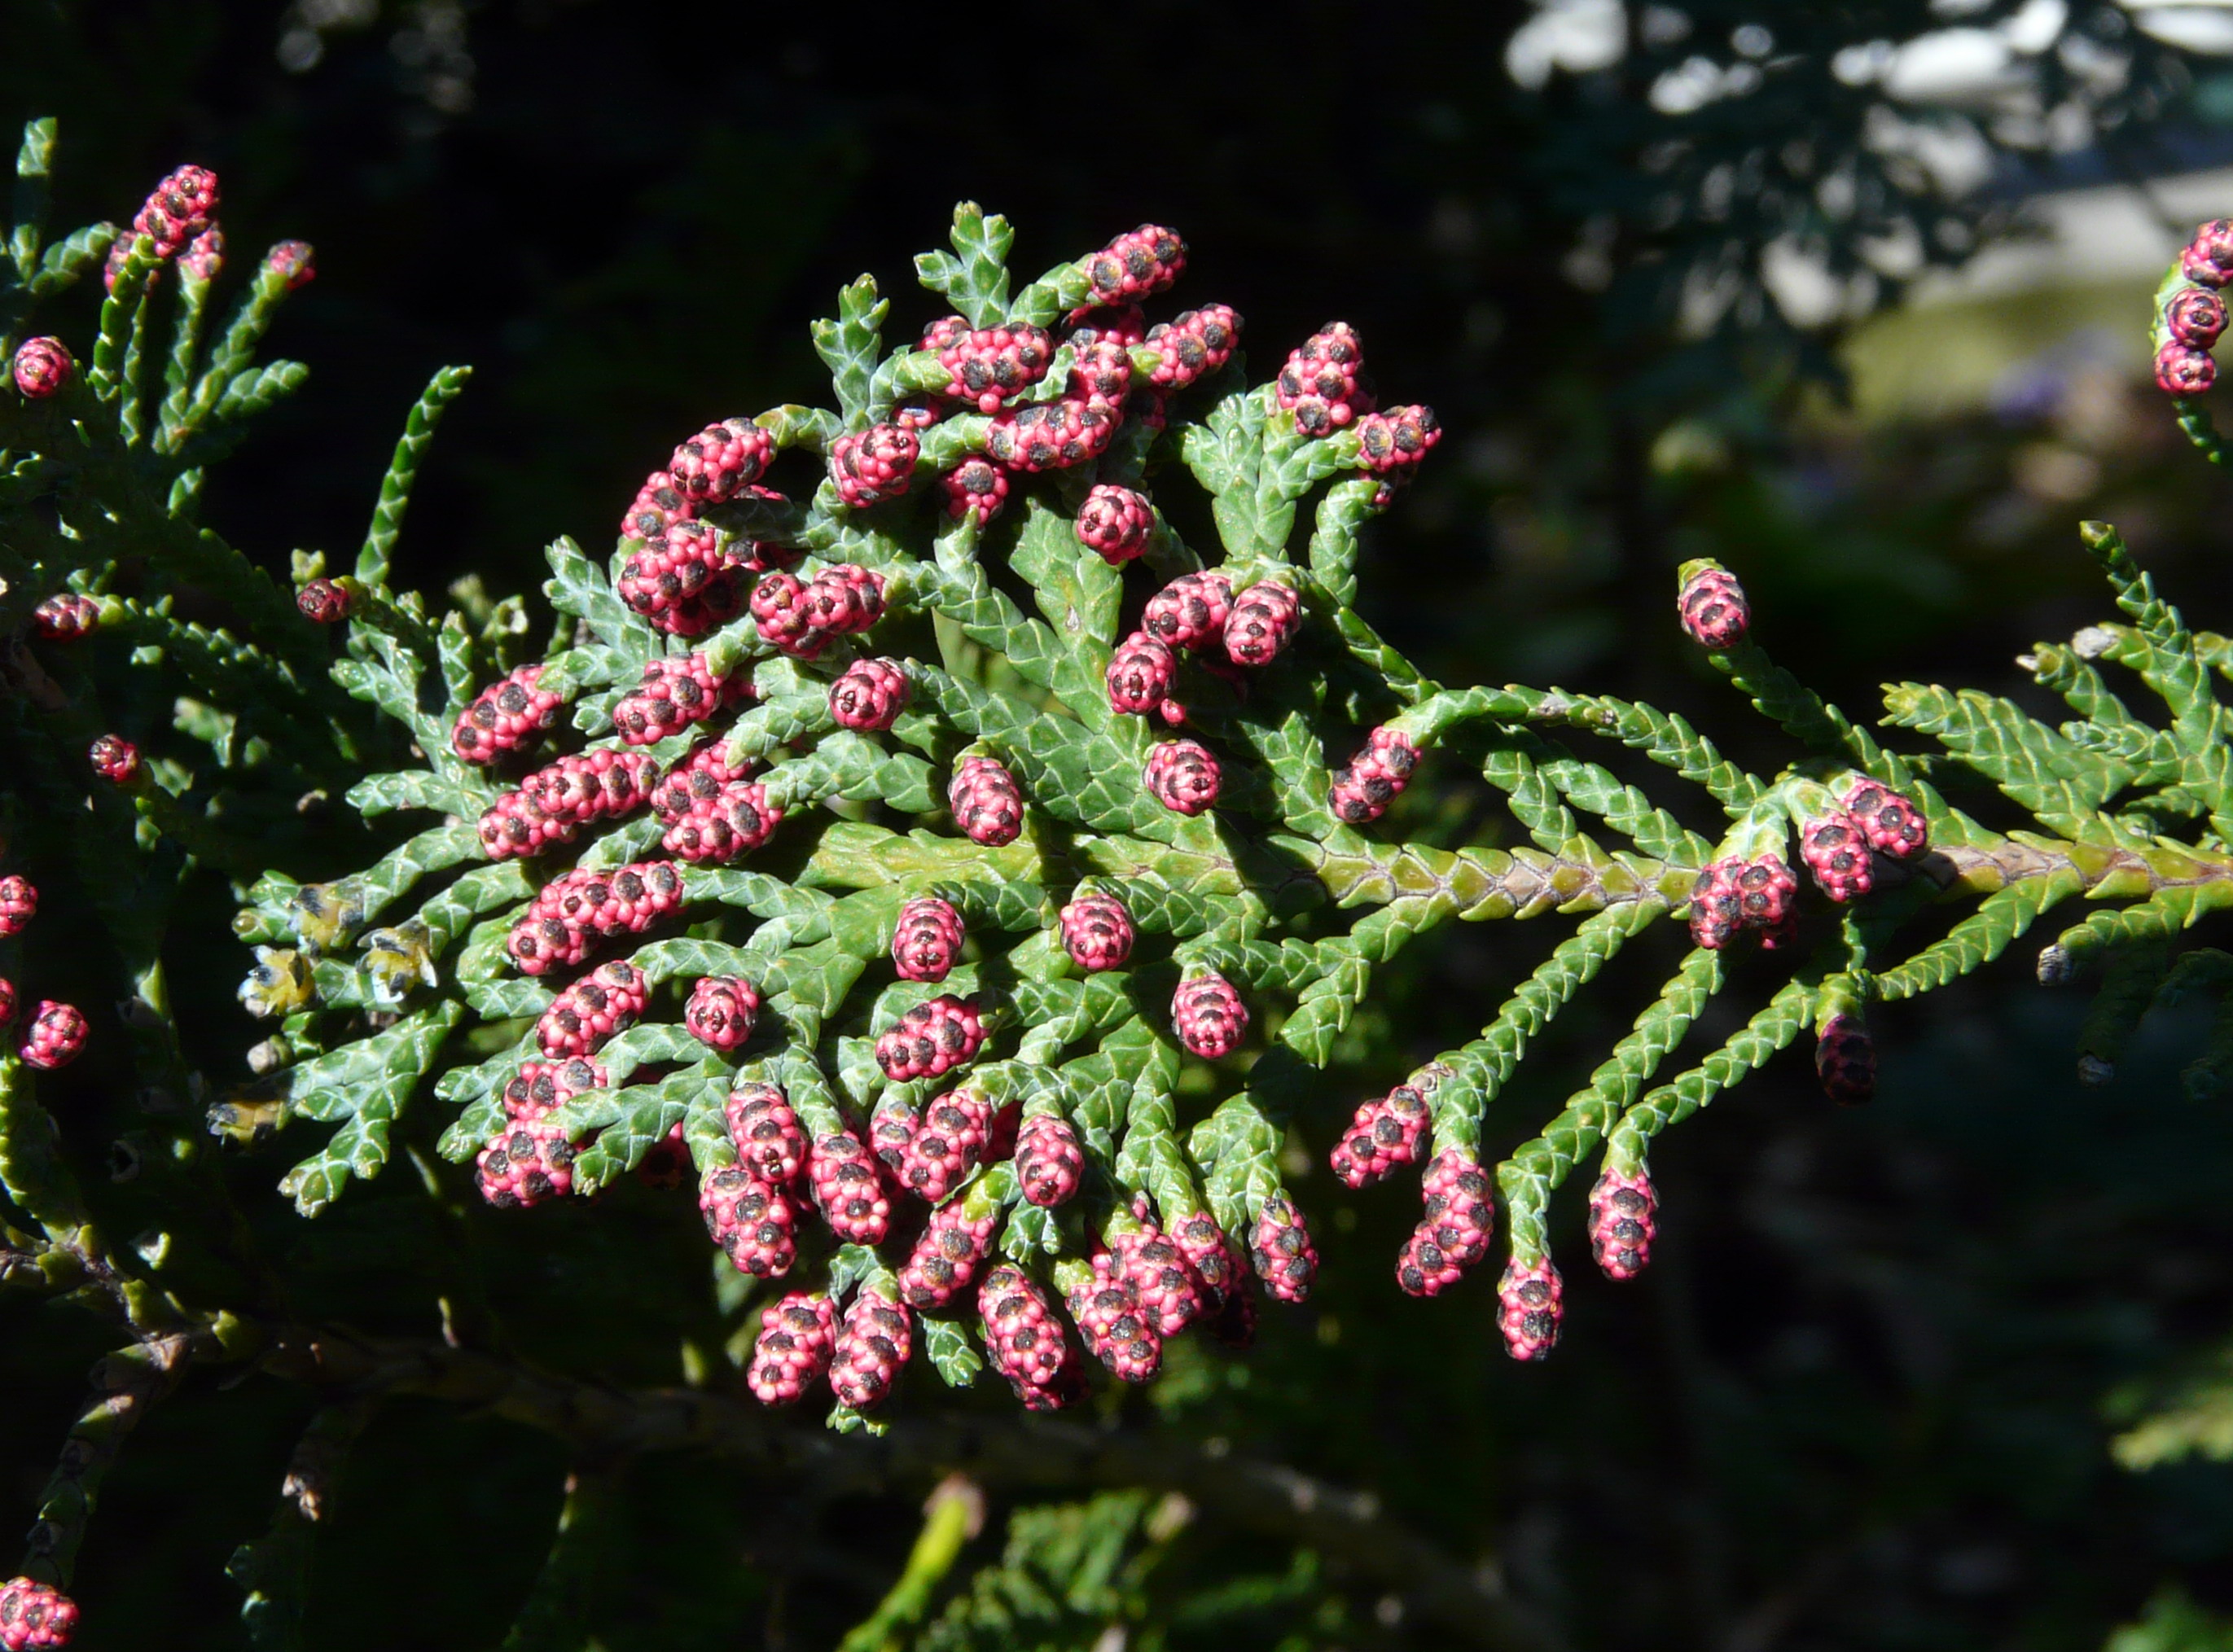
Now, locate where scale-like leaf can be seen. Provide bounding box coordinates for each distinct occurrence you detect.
[810,274,888,428]
[913,203,1014,328]
[921,1317,983,1388]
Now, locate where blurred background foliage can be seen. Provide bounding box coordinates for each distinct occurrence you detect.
[10,0,2233,1646]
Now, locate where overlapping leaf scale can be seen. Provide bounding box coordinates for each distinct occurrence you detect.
[1880,683,2124,833]
[1498,948,1724,1255]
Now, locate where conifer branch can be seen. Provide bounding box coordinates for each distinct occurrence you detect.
[14,138,2233,1642]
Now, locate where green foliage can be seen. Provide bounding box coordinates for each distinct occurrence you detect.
[912,1491,1167,1651]
[914,205,1016,331]
[8,110,2233,1651]
[2111,1327,2233,1475]
[2105,1591,2233,1652]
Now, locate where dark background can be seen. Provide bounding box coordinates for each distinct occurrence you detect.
[7,1,2233,1646]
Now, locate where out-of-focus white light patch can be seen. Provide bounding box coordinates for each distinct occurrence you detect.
[2004,0,2069,53]
[1835,39,1898,84]
[1651,55,1724,113]
[1763,237,1854,326]
[2122,2,2233,55]
[1865,105,1999,196]
[1885,28,2017,101]
[1507,0,1627,90]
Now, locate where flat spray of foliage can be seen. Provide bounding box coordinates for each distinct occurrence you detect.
[5,116,2233,1645]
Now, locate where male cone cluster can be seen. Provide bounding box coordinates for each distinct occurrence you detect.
[1676,567,1931,961]
[0,1579,76,1651]
[0,874,83,1073]
[2156,219,2233,395]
